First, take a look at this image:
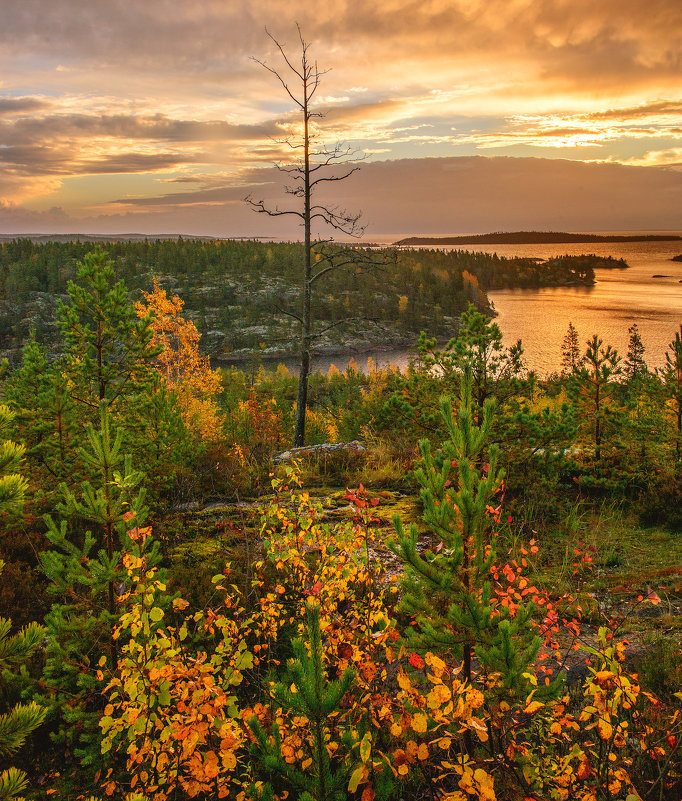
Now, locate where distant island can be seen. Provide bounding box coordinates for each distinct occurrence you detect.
[395,231,682,246]
[672,254,682,262]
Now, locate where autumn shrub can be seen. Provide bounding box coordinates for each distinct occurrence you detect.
[96,463,682,801]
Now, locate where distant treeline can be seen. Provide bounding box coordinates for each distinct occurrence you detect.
[0,238,624,362]
[396,230,682,245]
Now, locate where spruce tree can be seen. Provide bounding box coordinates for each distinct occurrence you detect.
[5,333,78,486]
[247,601,357,801]
[560,321,580,376]
[624,323,647,381]
[390,374,542,698]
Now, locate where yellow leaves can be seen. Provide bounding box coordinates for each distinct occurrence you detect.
[597,717,613,741]
[425,651,448,679]
[359,732,372,763]
[398,672,414,694]
[593,670,617,687]
[457,767,495,801]
[411,712,428,734]
[348,764,367,792]
[576,754,592,780]
[427,683,452,710]
[523,700,544,715]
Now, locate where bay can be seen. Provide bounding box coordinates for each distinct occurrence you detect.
[250,238,682,378]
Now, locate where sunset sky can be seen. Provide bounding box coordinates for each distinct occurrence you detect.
[1,0,681,238]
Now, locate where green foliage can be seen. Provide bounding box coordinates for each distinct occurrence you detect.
[0,421,46,800]
[659,325,682,460]
[4,333,78,488]
[390,373,544,698]
[560,321,580,376]
[624,322,647,381]
[248,601,357,801]
[58,247,160,411]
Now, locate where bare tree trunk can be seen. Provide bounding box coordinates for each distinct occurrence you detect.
[294,69,312,447]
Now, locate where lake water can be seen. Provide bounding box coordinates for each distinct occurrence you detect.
[253,239,682,378]
[483,240,682,375]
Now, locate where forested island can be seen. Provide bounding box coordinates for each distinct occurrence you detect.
[0,239,624,363]
[396,230,682,245]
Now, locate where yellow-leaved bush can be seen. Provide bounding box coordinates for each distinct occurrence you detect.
[98,478,682,801]
[135,279,224,442]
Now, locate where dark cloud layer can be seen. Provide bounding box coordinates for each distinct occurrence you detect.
[2,156,678,237]
[1,0,679,91]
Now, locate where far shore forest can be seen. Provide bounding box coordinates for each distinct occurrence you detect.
[0,238,681,801]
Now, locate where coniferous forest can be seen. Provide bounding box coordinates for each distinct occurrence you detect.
[0,241,681,801]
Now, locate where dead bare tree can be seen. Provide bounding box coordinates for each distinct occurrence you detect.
[247,25,382,447]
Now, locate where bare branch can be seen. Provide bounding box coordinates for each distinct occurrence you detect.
[273,303,303,324]
[244,195,304,219]
[309,167,361,188]
[311,314,382,338]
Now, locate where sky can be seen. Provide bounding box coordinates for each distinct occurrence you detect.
[0,0,681,239]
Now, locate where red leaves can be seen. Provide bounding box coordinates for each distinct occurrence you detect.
[408,652,425,670]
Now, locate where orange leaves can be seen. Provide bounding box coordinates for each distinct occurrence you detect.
[136,279,224,441]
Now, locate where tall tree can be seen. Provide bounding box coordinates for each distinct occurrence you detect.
[624,323,647,381]
[570,334,622,460]
[134,279,224,442]
[58,247,160,414]
[560,321,580,376]
[247,27,372,446]
[56,248,188,490]
[660,325,682,461]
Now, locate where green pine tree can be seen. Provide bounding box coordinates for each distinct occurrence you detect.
[624,323,647,382]
[39,408,162,775]
[247,600,357,801]
[386,303,524,439]
[390,373,543,699]
[569,334,623,461]
[58,248,160,413]
[0,406,46,801]
[659,325,682,461]
[560,322,580,376]
[0,599,46,801]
